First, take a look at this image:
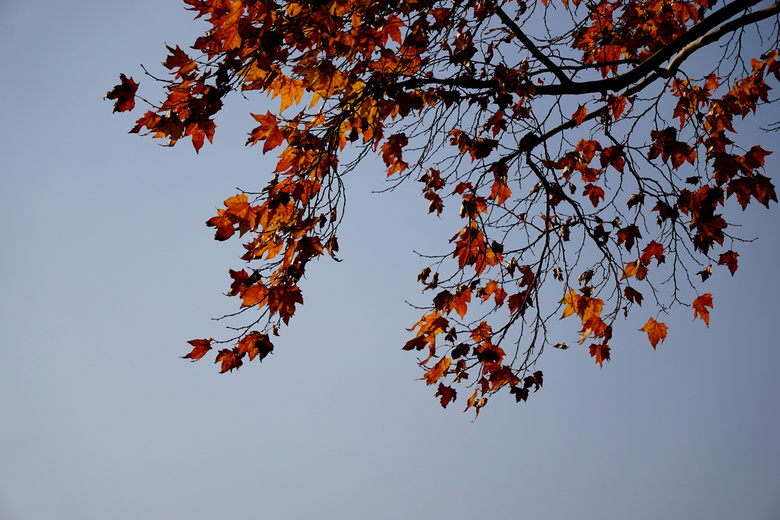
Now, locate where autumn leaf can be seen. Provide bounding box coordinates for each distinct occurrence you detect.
[424,357,451,385]
[382,15,404,45]
[270,75,305,113]
[268,284,304,325]
[692,293,713,327]
[589,343,611,367]
[435,383,457,408]
[490,178,512,206]
[583,183,605,207]
[639,318,668,349]
[560,288,579,319]
[464,388,488,419]
[105,74,138,113]
[182,338,213,361]
[718,250,739,275]
[163,45,198,78]
[248,112,285,154]
[624,286,643,306]
[600,145,625,173]
[617,224,642,252]
[572,104,587,126]
[640,241,665,266]
[622,260,648,281]
[215,348,242,373]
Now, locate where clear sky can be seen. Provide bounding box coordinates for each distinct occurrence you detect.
[1,1,779,519]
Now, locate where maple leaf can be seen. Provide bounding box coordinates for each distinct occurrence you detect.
[640,241,665,266]
[182,338,213,361]
[268,284,304,325]
[600,145,625,173]
[452,288,471,319]
[381,133,409,175]
[559,289,579,319]
[470,321,493,344]
[105,74,139,113]
[240,283,269,308]
[435,383,457,408]
[624,286,643,306]
[490,178,512,206]
[163,45,198,78]
[617,224,642,252]
[248,112,285,154]
[270,74,304,113]
[692,293,714,327]
[215,348,242,373]
[465,389,488,419]
[743,145,772,170]
[382,15,404,45]
[583,183,605,207]
[572,104,588,126]
[424,357,451,385]
[639,318,668,349]
[589,343,611,367]
[622,260,648,281]
[186,118,216,153]
[481,280,507,307]
[510,386,529,402]
[718,250,739,275]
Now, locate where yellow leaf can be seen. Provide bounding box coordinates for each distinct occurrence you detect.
[560,288,579,319]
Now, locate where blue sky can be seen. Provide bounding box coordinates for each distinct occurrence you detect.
[1,1,779,519]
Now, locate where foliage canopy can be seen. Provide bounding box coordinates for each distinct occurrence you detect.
[108,0,780,415]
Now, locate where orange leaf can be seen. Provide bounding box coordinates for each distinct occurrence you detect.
[490,179,512,206]
[470,321,492,344]
[236,331,274,361]
[639,317,668,349]
[248,112,285,153]
[271,75,305,113]
[183,338,213,361]
[214,348,242,373]
[572,104,587,126]
[424,357,451,385]
[589,343,610,367]
[583,183,605,207]
[560,288,580,319]
[452,288,471,319]
[692,293,713,327]
[621,260,648,280]
[268,284,303,325]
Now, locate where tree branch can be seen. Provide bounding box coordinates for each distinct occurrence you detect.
[399,0,774,97]
[493,4,573,85]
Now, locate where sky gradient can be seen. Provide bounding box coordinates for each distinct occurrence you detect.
[1,1,779,519]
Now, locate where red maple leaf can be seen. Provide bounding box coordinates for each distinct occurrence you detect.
[692,293,714,327]
[435,383,457,408]
[718,250,739,275]
[182,338,213,361]
[105,74,139,113]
